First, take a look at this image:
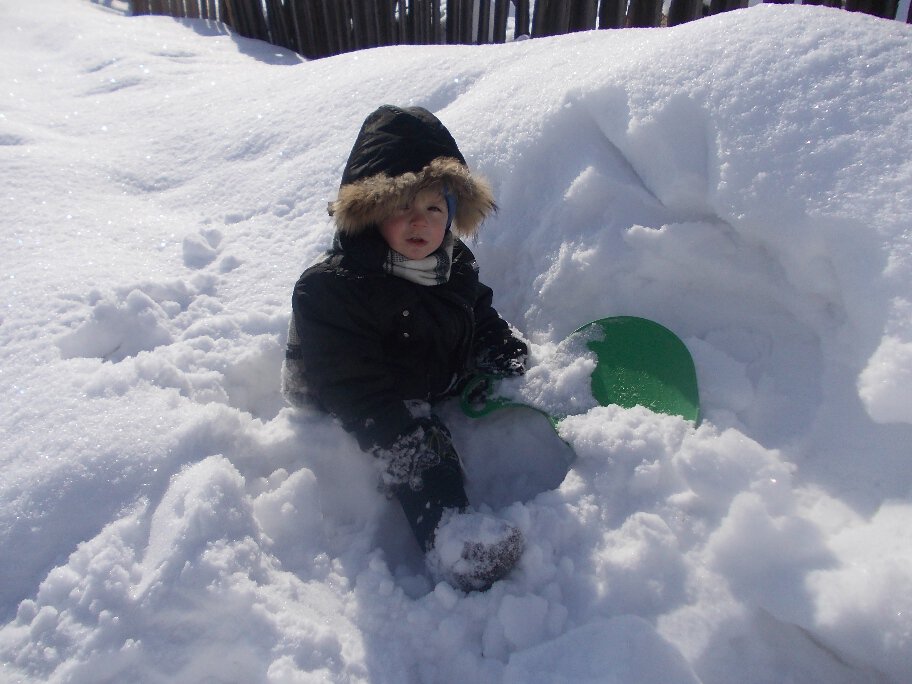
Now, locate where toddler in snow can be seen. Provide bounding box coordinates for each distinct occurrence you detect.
[283,105,527,591]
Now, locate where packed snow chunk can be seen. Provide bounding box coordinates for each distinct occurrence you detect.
[137,455,261,591]
[0,455,354,684]
[689,608,894,684]
[56,288,174,362]
[621,93,714,216]
[591,513,687,616]
[503,616,700,684]
[0,460,298,683]
[497,594,550,650]
[499,333,599,418]
[808,501,912,683]
[0,508,147,680]
[858,334,912,424]
[252,467,327,575]
[560,404,691,469]
[182,230,221,269]
[705,491,833,626]
[266,655,338,684]
[671,426,796,520]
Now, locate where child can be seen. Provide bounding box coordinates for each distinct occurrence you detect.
[283,105,528,591]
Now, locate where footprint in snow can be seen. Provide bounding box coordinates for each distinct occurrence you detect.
[182,229,222,269]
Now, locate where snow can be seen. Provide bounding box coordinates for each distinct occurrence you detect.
[1,1,911,682]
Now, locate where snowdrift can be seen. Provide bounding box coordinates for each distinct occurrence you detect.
[1,1,910,682]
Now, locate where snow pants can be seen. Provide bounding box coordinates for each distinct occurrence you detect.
[393,450,468,552]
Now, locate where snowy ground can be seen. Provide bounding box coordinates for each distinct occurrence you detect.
[1,1,911,682]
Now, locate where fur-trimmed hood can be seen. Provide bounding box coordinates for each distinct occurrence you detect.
[329,105,496,238]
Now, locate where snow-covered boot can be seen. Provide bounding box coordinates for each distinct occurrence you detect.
[427,510,524,592]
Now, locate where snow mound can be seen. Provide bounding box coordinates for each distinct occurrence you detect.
[1,2,910,683]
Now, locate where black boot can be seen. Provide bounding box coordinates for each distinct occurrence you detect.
[427,511,524,592]
[385,416,524,591]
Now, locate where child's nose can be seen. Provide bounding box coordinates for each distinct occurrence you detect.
[409,208,428,225]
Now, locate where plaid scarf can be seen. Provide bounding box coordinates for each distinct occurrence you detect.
[383,231,455,286]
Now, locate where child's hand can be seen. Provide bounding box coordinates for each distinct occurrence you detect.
[374,415,461,492]
[475,336,528,378]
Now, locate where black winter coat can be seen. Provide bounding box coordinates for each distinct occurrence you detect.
[288,228,519,452]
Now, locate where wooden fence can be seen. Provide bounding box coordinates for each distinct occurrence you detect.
[129,0,912,59]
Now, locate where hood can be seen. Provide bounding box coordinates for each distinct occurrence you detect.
[329,105,496,238]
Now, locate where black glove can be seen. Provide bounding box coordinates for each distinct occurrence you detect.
[474,335,528,378]
[373,415,461,492]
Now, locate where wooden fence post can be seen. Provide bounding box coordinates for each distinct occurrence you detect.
[514,0,531,36]
[335,0,353,53]
[444,0,455,43]
[492,0,507,42]
[709,0,747,14]
[409,0,420,44]
[628,0,663,26]
[460,0,474,43]
[846,0,900,18]
[598,0,627,29]
[265,0,291,50]
[418,0,431,44]
[569,0,599,31]
[477,0,491,43]
[371,0,385,46]
[531,0,547,36]
[533,0,571,36]
[374,0,390,45]
[286,0,309,57]
[200,0,216,20]
[308,0,330,57]
[185,0,201,19]
[350,0,367,49]
[248,0,268,39]
[433,0,444,42]
[310,0,333,55]
[421,0,434,44]
[225,0,269,40]
[668,0,703,25]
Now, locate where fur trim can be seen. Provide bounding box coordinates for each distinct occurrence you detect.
[329,157,496,238]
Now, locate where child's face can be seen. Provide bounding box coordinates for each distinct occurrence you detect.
[378,187,448,260]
